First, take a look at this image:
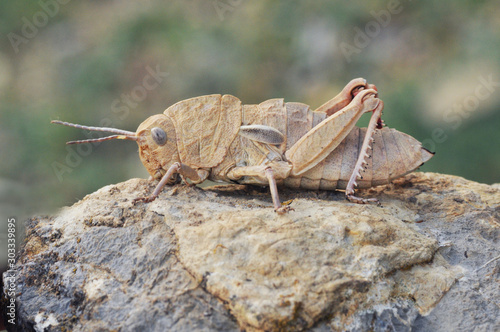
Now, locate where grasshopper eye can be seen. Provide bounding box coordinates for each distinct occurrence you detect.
[151,127,167,146]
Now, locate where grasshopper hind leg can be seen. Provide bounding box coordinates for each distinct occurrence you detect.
[314,78,368,116]
[346,194,380,205]
[345,100,384,205]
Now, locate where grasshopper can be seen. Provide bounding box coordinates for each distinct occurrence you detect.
[52,78,433,214]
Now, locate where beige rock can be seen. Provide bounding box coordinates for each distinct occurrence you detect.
[172,201,444,331]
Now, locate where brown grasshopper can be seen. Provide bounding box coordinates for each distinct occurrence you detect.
[52,78,433,214]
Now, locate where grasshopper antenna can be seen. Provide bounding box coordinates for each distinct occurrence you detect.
[51,120,137,144]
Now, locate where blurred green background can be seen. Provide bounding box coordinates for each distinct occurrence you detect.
[1,0,499,270]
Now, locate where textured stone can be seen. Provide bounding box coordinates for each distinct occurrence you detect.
[2,172,499,331]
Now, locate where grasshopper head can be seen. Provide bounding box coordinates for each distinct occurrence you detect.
[52,115,179,180]
[135,114,179,180]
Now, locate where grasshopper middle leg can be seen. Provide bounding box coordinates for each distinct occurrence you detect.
[227,161,293,214]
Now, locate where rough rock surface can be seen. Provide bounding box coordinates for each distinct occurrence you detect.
[2,172,499,331]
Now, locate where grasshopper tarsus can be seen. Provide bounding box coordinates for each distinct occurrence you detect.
[276,206,294,215]
[133,195,158,204]
[346,194,380,205]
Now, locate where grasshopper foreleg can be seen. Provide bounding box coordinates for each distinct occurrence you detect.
[345,100,384,205]
[133,162,205,203]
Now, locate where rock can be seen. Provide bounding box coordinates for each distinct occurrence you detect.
[2,172,499,331]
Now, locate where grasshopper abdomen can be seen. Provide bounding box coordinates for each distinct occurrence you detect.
[285,126,433,191]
